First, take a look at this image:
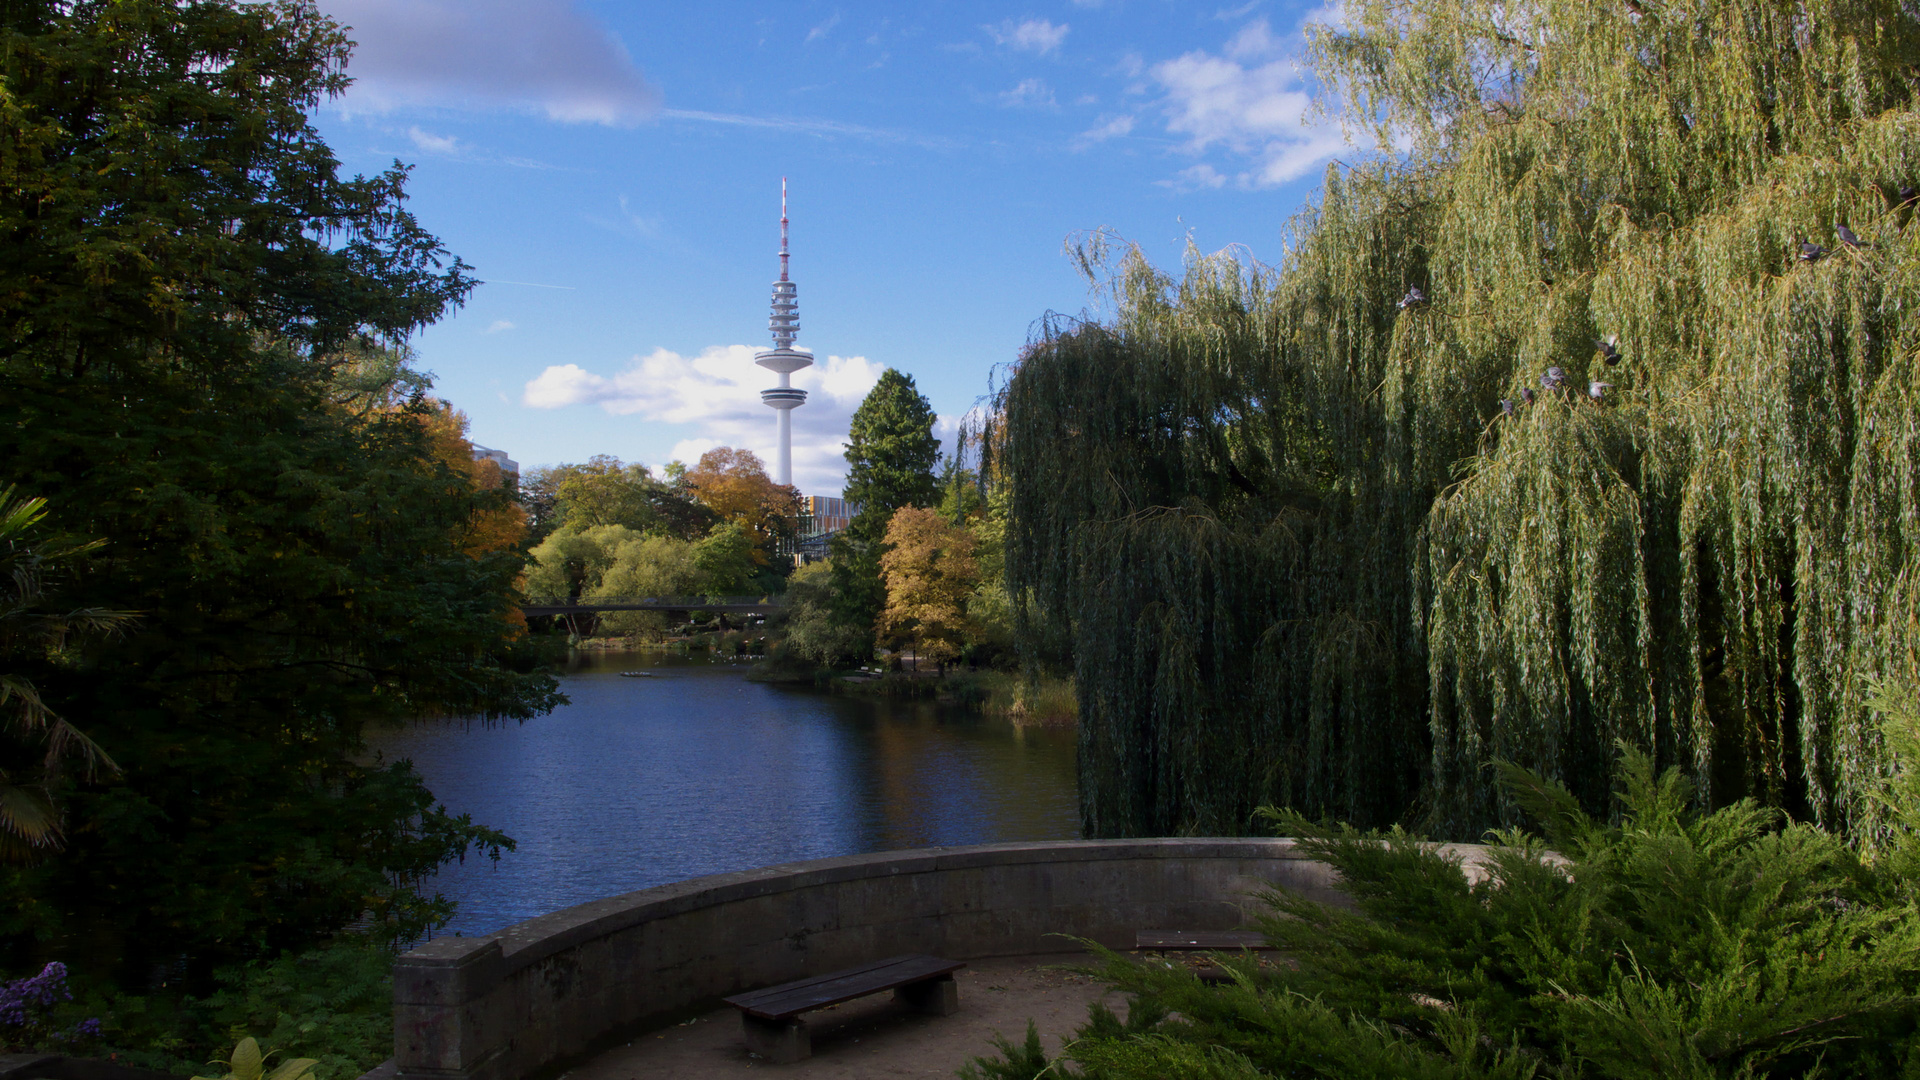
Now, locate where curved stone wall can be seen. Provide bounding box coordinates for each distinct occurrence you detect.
[389,838,1440,1080]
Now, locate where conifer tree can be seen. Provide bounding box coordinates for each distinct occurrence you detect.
[832,369,941,647]
[1000,0,1920,838]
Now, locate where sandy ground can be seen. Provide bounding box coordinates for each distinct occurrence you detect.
[563,953,1127,1080]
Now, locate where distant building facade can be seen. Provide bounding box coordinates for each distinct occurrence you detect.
[790,494,859,563]
[470,445,519,480]
[801,495,855,535]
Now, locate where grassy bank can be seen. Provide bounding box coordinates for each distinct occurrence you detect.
[750,660,1077,727]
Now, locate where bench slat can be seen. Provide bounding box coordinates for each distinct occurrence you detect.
[723,954,966,1019]
[1135,930,1272,951]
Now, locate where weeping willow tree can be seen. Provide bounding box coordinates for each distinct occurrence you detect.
[998,0,1920,839]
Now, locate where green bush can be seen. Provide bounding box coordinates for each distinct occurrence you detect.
[969,740,1920,1079]
[56,937,393,1080]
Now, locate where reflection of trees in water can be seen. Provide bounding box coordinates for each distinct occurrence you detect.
[367,661,1076,933]
[858,700,1077,849]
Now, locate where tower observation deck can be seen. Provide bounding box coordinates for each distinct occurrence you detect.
[754,179,811,487]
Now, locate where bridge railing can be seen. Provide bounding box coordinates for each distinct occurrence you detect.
[520,595,785,608]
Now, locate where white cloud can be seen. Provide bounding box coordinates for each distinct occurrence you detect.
[985,18,1069,54]
[805,11,841,42]
[1074,113,1134,147]
[321,0,660,124]
[616,194,661,238]
[1149,17,1349,188]
[486,319,516,333]
[1302,1,1350,32]
[1224,18,1283,60]
[407,126,459,153]
[999,78,1056,108]
[658,108,955,150]
[521,346,894,494]
[1156,163,1230,190]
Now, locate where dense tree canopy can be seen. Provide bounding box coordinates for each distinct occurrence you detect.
[0,0,558,981]
[414,403,529,559]
[1000,0,1920,839]
[521,455,714,544]
[683,446,801,574]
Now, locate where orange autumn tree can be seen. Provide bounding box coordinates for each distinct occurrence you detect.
[414,401,528,557]
[682,447,800,567]
[878,506,979,671]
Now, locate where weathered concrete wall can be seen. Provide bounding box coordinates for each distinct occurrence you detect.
[390,838,1364,1080]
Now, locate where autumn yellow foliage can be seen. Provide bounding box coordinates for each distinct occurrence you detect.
[413,401,528,558]
[878,507,979,670]
[684,446,801,567]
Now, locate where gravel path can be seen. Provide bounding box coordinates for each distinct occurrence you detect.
[564,953,1127,1080]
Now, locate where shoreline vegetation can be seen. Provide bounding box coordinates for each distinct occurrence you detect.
[566,634,1079,727]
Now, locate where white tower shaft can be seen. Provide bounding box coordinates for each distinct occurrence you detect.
[755,177,811,487]
[777,407,792,489]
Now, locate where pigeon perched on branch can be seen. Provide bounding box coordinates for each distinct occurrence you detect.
[1520,387,1535,405]
[1837,224,1870,250]
[1398,287,1427,309]
[1542,366,1567,391]
[1798,241,1826,262]
[1500,398,1515,416]
[1597,335,1622,366]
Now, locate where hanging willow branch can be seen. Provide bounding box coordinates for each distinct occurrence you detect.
[998,0,1920,839]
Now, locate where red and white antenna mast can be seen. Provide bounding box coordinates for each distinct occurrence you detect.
[779,177,790,283]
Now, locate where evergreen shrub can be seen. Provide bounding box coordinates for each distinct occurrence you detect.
[967,708,1920,1079]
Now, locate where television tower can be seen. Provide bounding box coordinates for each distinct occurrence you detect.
[755,178,811,487]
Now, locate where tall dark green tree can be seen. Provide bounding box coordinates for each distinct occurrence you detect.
[844,370,942,524]
[831,369,941,646]
[0,0,559,980]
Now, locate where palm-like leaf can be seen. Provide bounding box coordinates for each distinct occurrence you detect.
[0,781,60,847]
[0,485,135,853]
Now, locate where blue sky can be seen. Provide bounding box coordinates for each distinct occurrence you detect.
[311,0,1352,495]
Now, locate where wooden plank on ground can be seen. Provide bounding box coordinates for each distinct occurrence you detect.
[723,954,966,1019]
[1135,930,1273,951]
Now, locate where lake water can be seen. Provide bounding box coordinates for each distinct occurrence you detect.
[365,651,1081,936]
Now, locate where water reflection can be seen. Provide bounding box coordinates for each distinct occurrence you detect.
[365,651,1079,936]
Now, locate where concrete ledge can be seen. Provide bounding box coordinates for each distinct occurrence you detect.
[388,838,1480,1080]
[0,1057,185,1080]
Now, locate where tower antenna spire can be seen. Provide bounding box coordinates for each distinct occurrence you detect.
[755,179,811,487]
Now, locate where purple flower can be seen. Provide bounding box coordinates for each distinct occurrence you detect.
[0,961,79,1037]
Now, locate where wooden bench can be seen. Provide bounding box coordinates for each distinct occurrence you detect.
[1135,930,1273,951]
[721,954,967,1063]
[1135,930,1274,984]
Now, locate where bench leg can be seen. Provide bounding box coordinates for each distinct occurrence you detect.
[894,974,959,1016]
[741,1013,811,1063]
